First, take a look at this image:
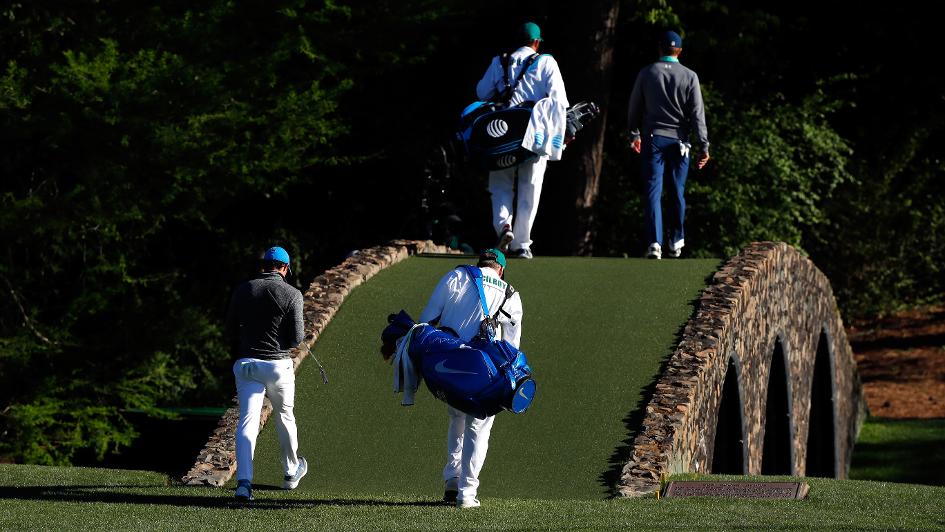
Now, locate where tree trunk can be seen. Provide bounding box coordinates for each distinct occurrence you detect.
[559,1,620,255]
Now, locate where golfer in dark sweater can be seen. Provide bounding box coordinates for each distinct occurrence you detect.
[225,246,307,501]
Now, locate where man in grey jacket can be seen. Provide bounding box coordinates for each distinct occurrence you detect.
[225,246,307,501]
[627,30,710,259]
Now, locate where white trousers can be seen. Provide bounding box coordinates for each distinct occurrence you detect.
[443,405,495,503]
[488,157,547,252]
[233,357,300,482]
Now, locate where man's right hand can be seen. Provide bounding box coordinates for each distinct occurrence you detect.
[630,137,641,153]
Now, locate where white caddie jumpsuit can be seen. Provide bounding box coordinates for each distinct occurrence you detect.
[476,46,569,254]
[418,265,523,505]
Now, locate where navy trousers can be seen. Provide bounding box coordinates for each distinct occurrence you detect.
[642,134,689,249]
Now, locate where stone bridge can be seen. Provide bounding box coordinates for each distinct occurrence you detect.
[183,240,865,495]
[618,242,866,496]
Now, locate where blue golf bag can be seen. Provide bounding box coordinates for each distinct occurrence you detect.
[381,310,536,419]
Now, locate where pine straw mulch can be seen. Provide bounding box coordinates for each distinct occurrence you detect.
[846,305,945,418]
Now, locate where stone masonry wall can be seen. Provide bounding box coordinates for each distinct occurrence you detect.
[182,240,460,487]
[617,242,866,497]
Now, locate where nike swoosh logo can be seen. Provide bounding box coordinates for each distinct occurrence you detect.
[434,360,477,375]
[518,386,530,399]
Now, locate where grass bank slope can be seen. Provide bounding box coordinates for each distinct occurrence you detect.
[252,256,719,500]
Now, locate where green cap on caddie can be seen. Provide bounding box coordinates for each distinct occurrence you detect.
[480,248,507,268]
[520,22,543,43]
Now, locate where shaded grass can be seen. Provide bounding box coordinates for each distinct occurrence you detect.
[251,256,719,500]
[1,465,943,530]
[849,417,945,486]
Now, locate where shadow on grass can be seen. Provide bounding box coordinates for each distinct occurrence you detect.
[850,418,945,487]
[0,485,447,509]
[597,379,659,497]
[597,274,714,497]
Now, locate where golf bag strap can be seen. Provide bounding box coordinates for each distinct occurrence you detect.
[497,53,540,106]
[500,53,510,98]
[460,265,495,340]
[459,265,514,322]
[495,284,516,323]
[460,265,491,324]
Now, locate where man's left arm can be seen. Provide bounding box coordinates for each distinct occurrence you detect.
[689,73,710,168]
[501,291,524,349]
[286,289,305,348]
[543,56,569,108]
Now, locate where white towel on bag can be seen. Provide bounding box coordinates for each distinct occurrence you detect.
[392,323,425,405]
[522,97,568,161]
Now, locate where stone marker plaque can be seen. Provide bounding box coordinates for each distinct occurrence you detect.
[662,481,810,500]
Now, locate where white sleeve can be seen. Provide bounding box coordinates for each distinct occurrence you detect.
[499,291,523,349]
[418,271,453,324]
[543,56,569,108]
[476,57,501,101]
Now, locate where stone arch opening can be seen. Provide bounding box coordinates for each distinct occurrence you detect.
[762,338,793,474]
[711,356,745,474]
[805,328,838,477]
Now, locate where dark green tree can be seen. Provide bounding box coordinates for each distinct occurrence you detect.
[0,0,354,464]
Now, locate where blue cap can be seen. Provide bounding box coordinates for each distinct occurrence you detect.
[263,246,291,275]
[662,30,683,49]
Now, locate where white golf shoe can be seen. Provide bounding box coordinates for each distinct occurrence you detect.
[283,456,308,490]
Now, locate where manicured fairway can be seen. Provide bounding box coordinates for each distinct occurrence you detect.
[2,465,944,530]
[251,255,720,500]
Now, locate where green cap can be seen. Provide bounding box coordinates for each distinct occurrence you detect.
[480,248,507,268]
[520,22,543,43]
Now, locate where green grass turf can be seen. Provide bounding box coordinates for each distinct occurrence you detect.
[849,417,945,486]
[250,255,720,500]
[2,465,944,530]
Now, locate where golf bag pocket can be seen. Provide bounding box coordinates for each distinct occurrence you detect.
[421,350,499,418]
[457,102,538,171]
[413,327,501,418]
[469,336,536,415]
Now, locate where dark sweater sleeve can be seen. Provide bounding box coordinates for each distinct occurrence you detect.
[688,72,709,150]
[627,69,645,136]
[285,289,305,348]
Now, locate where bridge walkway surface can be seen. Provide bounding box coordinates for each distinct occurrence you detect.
[251,256,719,500]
